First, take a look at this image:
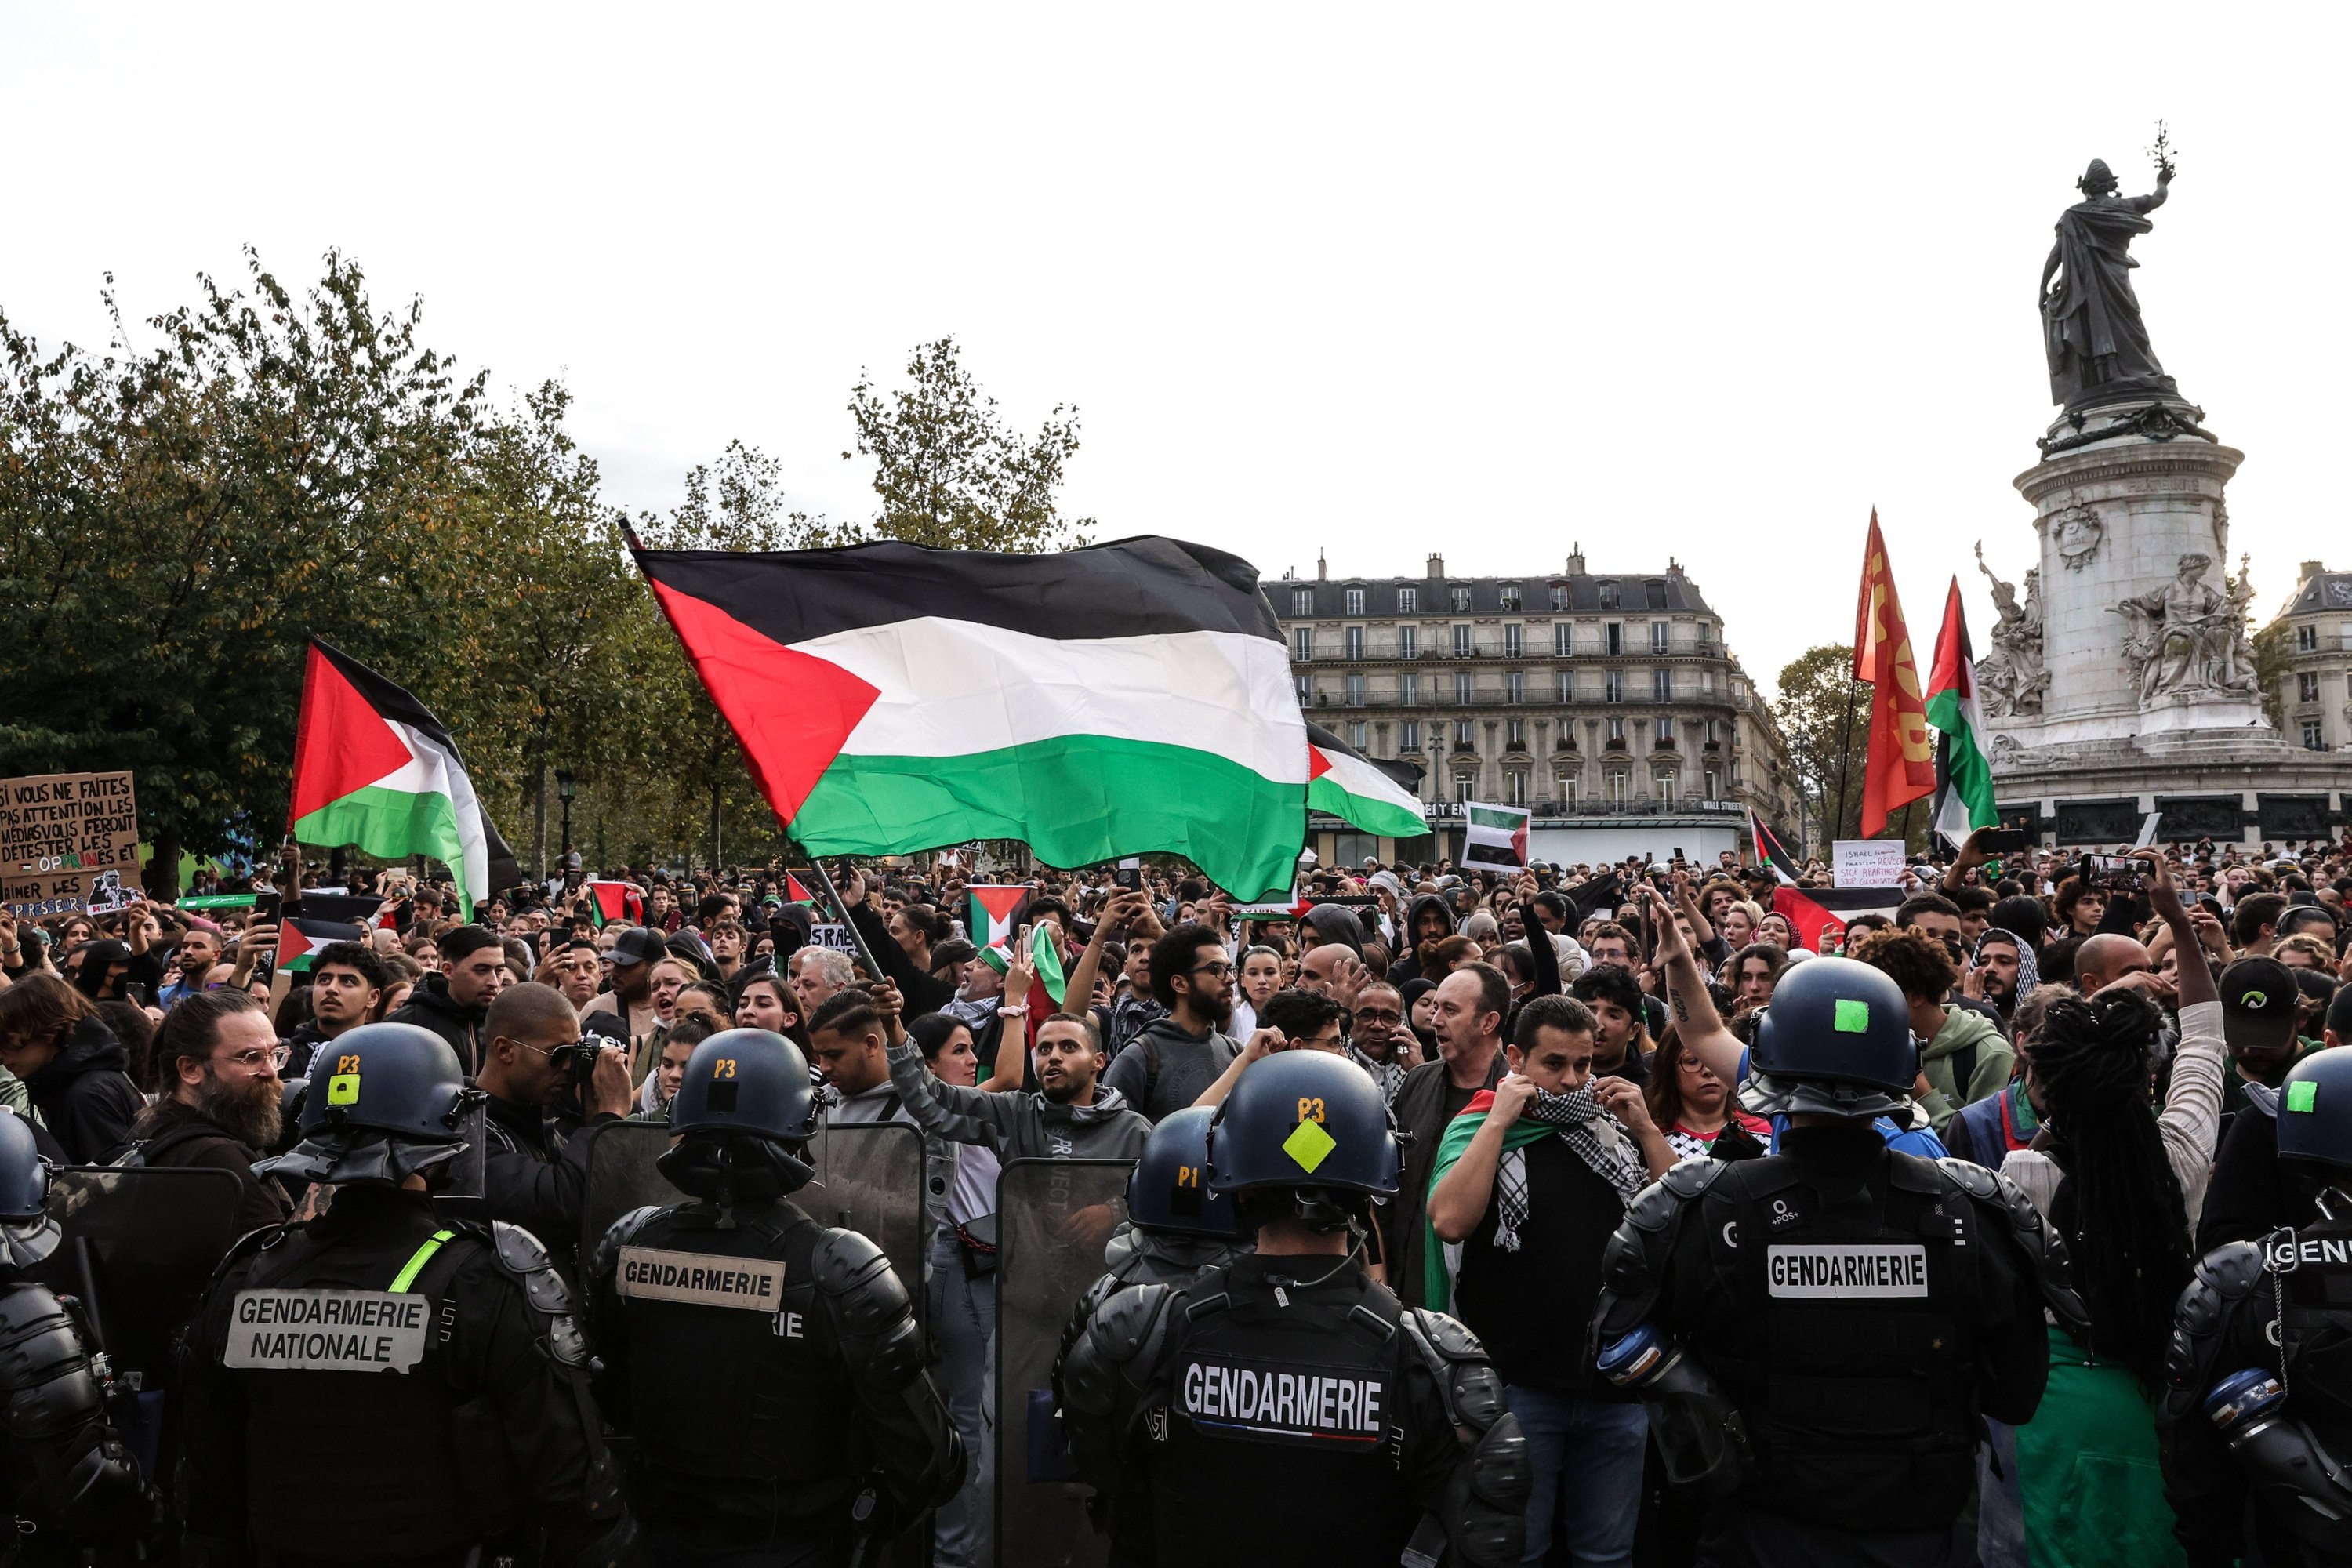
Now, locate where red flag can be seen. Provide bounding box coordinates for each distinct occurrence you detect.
[1851,512,1935,837]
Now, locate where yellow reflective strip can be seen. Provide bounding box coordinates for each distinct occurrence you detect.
[388,1229,456,1293]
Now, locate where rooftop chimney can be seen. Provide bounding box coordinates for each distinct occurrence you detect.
[1566,543,1586,575]
[2302,560,2325,580]
[1317,551,1327,580]
[1427,554,1446,579]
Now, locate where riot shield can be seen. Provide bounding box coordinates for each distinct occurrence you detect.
[994,1158,1134,1568]
[29,1166,244,1381]
[579,1120,927,1310]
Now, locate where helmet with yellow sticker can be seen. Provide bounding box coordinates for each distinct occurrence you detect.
[260,1022,481,1186]
[1204,1050,1400,1200]
[658,1029,819,1205]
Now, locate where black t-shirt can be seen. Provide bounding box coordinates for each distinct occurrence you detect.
[1440,1077,1481,1123]
[1450,1134,1629,1397]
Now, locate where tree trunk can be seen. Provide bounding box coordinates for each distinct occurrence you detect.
[533,760,548,884]
[147,822,183,903]
[710,781,723,871]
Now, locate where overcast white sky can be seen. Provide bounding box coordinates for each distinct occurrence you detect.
[9,5,2346,695]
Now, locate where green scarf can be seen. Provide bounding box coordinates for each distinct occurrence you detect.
[1420,1104,1554,1312]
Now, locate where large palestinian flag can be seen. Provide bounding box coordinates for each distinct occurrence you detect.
[1771,885,1907,955]
[1305,724,1426,837]
[289,640,521,921]
[632,536,1308,900]
[1927,578,2000,849]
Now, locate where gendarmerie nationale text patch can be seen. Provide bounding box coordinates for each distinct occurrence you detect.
[615,1247,788,1311]
[225,1290,430,1372]
[1765,1243,1931,1299]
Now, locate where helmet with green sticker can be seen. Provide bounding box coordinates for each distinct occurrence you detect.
[2276,1047,2352,1174]
[259,1022,481,1186]
[1204,1050,1400,1200]
[1744,956,1915,1120]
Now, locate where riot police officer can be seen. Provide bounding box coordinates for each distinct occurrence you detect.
[1057,1050,1528,1567]
[2161,1047,2352,1568]
[1591,956,2082,1568]
[178,1022,630,1568]
[587,1028,962,1566]
[0,1109,154,1560]
[1089,1105,1248,1300]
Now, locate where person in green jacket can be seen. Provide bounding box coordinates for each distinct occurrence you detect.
[1851,927,2016,1132]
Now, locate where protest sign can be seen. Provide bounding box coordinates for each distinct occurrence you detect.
[1832,840,1907,888]
[1,771,142,917]
[810,923,858,955]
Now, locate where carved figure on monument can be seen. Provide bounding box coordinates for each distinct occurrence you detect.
[2039,157,2176,408]
[2050,503,2104,571]
[1974,544,2048,718]
[2224,554,2260,691]
[2112,552,2255,704]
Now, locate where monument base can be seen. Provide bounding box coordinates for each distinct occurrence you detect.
[1990,733,2347,847]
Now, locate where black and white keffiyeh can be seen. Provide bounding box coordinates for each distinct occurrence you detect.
[1492,1083,1646,1253]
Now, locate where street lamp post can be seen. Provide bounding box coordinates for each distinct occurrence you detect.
[556,771,576,861]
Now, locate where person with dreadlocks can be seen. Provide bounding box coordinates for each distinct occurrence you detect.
[1986,848,2224,1568]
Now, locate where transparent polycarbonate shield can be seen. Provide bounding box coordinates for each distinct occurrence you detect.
[579,1120,926,1309]
[31,1166,243,1380]
[994,1158,1134,1568]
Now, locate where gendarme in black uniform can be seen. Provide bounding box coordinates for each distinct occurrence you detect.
[2161,1047,2352,1568]
[1592,958,2081,1568]
[587,1028,961,1566]
[1058,1051,1527,1568]
[177,1022,630,1568]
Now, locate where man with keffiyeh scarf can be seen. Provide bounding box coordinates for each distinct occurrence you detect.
[1425,993,1675,1567]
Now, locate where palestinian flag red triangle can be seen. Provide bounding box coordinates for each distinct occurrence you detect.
[586,880,642,929]
[783,873,817,905]
[278,917,368,972]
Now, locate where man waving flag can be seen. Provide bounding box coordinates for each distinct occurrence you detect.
[632,535,1308,901]
[288,640,520,920]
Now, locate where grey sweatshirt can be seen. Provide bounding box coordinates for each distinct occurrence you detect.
[885,1044,1152,1162]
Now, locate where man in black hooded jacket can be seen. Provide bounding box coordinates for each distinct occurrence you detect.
[1386,894,1457,987]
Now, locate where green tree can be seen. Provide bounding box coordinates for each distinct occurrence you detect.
[1772,644,1873,848]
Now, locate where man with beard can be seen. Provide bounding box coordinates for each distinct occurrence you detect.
[1102,925,1240,1123]
[476,982,633,1274]
[156,924,223,1009]
[389,926,512,1075]
[125,989,292,1231]
[283,941,389,1079]
[1972,929,2036,1025]
[887,1006,1149,1161]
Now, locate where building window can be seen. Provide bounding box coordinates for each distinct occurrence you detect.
[1646,579,1668,610]
[1294,626,1314,660]
[1653,667,1672,701]
[1400,720,1421,752]
[1730,760,1742,786]
[1605,622,1624,655]
[1701,669,1716,693]
[1344,587,1364,615]
[1398,586,1417,615]
[1650,621,1670,652]
[1450,586,1472,612]
[1555,670,1573,704]
[1657,715,1675,744]
[1347,673,1366,706]
[1555,623,1573,656]
[1505,670,1525,702]
[1401,672,1420,706]
[1607,768,1629,805]
[1454,672,1473,704]
[1398,625,1417,658]
[2299,671,2321,702]
[1345,626,1366,659]
[1293,587,1313,615]
[1295,674,1311,702]
[1506,770,1528,806]
[1454,624,1473,657]
[1606,670,1624,702]
[1607,716,1626,746]
[1454,721,1475,753]
[1455,773,1476,801]
[1704,767,1720,800]
[1550,585,1569,611]
[1499,584,1522,611]
[1656,769,1677,801]
[1505,720,1526,751]
[1598,582,1619,610]
[1504,624,1523,657]
[2305,720,2327,750]
[2297,624,2319,652]
[1348,721,1368,749]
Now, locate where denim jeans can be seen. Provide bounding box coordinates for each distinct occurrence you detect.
[926,1232,997,1568]
[1504,1385,1647,1566]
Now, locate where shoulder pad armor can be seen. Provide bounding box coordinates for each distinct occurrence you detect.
[1595,1168,1707,1338]
[2194,1240,2267,1302]
[1940,1160,2089,1337]
[1454,1411,1532,1567]
[481,1221,587,1368]
[588,1205,665,1289]
[2163,1241,2269,1415]
[811,1226,922,1388]
[1400,1308,1507,1435]
[0,1281,104,1432]
[1056,1282,1178,1421]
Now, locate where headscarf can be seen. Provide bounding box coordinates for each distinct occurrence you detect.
[1977,927,2040,1006]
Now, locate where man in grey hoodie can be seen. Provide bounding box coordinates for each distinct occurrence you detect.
[887,1007,1150,1163]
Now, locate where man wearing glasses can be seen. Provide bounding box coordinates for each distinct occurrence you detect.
[1102,924,1241,1124]
[130,989,293,1231]
[476,982,635,1273]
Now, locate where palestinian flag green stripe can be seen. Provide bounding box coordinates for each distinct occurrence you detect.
[1927,687,1998,832]
[292,787,467,895]
[790,736,1300,892]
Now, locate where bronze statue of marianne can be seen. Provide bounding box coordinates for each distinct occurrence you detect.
[2040,158,2176,408]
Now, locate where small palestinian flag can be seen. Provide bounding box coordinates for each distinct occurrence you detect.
[969,884,1033,960]
[1461,802,1530,872]
[1305,723,1426,838]
[585,880,643,928]
[1750,807,1800,885]
[278,917,368,973]
[1770,886,1905,956]
[289,641,521,921]
[631,535,1308,900]
[783,871,818,905]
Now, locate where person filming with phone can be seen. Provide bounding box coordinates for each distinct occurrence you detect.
[475,982,633,1275]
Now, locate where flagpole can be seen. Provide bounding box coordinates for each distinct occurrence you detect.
[804,858,891,986]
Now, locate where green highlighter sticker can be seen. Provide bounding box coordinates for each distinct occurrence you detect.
[1283,1120,1338,1174]
[2285,1081,2318,1114]
[1833,999,1871,1033]
[326,1073,361,1106]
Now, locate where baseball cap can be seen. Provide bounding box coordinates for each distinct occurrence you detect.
[2219,957,2299,1051]
[607,927,670,969]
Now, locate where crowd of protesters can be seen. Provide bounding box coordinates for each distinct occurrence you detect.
[0,822,2348,1567]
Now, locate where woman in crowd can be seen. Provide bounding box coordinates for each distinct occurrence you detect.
[731,971,805,1045]
[1717,898,1762,950]
[1230,945,1283,1041]
[632,1017,711,1122]
[1753,908,1806,956]
[0,974,143,1162]
[1641,1025,1769,1161]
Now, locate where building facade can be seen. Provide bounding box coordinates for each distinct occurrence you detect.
[2267,561,2352,754]
[1275,550,1801,865]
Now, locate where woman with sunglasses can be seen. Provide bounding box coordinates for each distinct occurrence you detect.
[1641,1025,1770,1163]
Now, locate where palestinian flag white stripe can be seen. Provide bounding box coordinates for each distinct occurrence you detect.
[1463,802,1530,870]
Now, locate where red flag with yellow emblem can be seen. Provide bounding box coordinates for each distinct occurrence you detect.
[1852,512,1935,837]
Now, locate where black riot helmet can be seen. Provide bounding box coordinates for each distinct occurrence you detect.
[1127,1106,1243,1240]
[1206,1051,1400,1201]
[1743,956,1915,1120]
[0,1112,57,1269]
[2276,1047,2352,1177]
[258,1022,481,1187]
[659,1030,819,1204]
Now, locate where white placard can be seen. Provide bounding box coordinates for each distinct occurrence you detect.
[1832,840,1907,887]
[809,923,857,954]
